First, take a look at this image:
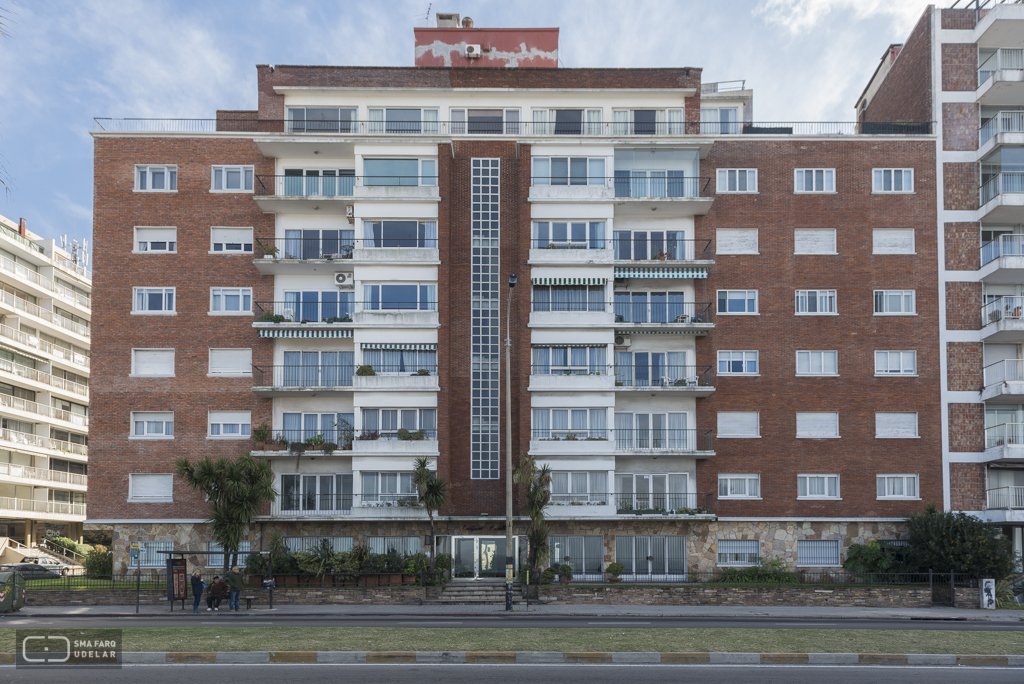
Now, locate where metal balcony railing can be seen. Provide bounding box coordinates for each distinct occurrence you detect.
[0,496,85,517]
[980,111,1024,146]
[613,300,713,324]
[255,301,436,323]
[255,175,437,196]
[0,391,88,426]
[0,356,88,397]
[982,295,1024,326]
[531,428,714,452]
[985,422,1024,448]
[984,358,1024,386]
[253,365,355,389]
[256,237,438,260]
[987,485,1024,510]
[0,290,90,337]
[0,323,88,368]
[981,233,1024,265]
[613,365,713,389]
[980,171,1024,205]
[979,47,1024,86]
[261,429,438,449]
[701,80,746,94]
[0,253,91,310]
[531,176,710,198]
[267,493,423,517]
[0,461,87,486]
[531,365,611,376]
[611,238,713,261]
[546,491,713,513]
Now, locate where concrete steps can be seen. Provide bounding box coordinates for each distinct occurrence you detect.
[428,579,526,604]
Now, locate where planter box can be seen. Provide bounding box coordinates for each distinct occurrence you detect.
[254,442,286,451]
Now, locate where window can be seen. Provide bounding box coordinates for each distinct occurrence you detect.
[716,169,757,193]
[361,472,417,504]
[131,412,174,439]
[700,107,739,134]
[873,168,914,193]
[612,108,684,135]
[536,222,606,250]
[550,471,608,504]
[873,229,915,254]
[363,221,437,248]
[361,348,431,375]
[796,412,840,438]
[794,168,835,193]
[717,289,758,314]
[282,536,354,554]
[796,350,838,376]
[615,536,688,576]
[363,284,436,311]
[793,229,836,255]
[281,291,355,322]
[450,108,521,135]
[207,540,252,568]
[286,107,357,133]
[210,287,252,314]
[715,228,758,255]
[134,227,177,253]
[139,541,174,567]
[875,412,919,438]
[873,290,916,315]
[211,228,253,253]
[798,474,840,499]
[795,289,837,315]
[797,540,841,567]
[367,536,422,555]
[614,350,690,387]
[363,158,436,186]
[549,535,604,574]
[612,291,692,323]
[209,349,252,377]
[717,411,760,438]
[717,350,758,375]
[211,165,254,192]
[874,351,917,376]
[613,412,692,449]
[718,474,761,499]
[131,349,174,377]
[281,229,355,258]
[135,165,177,192]
[534,285,605,313]
[877,474,919,499]
[361,408,437,439]
[209,411,251,439]
[128,473,173,502]
[612,229,689,260]
[282,169,356,197]
[133,287,175,314]
[531,109,589,136]
[280,477,353,514]
[534,346,607,375]
[367,107,439,134]
[280,350,355,388]
[531,156,606,186]
[533,408,608,439]
[718,539,759,566]
[280,412,354,444]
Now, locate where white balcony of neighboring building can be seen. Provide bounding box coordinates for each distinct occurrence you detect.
[983,486,1024,523]
[980,233,1024,282]
[352,371,439,393]
[979,172,1024,222]
[978,48,1024,106]
[258,493,430,521]
[983,422,1024,462]
[529,428,714,459]
[0,356,89,401]
[253,174,439,213]
[981,296,1024,341]
[0,496,85,522]
[982,359,1024,402]
[0,461,87,492]
[0,392,88,430]
[0,323,89,372]
[528,370,616,392]
[543,491,715,520]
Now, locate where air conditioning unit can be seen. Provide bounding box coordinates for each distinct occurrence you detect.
[614,335,631,348]
[465,44,483,58]
[345,204,354,223]
[334,272,354,289]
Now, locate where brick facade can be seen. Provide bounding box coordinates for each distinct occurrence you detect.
[949,462,986,510]
[946,342,983,392]
[948,403,985,452]
[943,162,980,211]
[944,222,980,271]
[941,44,979,92]
[861,11,932,124]
[941,8,977,30]
[945,281,982,330]
[942,102,980,151]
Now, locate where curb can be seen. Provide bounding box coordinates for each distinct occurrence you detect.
[68,651,1023,666]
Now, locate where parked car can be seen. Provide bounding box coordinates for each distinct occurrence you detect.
[32,557,70,576]
[0,563,61,580]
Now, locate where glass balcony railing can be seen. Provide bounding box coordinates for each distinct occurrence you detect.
[980,111,1024,146]
[984,358,1024,386]
[987,486,1024,510]
[980,172,1024,205]
[981,233,1024,265]
[979,48,1024,87]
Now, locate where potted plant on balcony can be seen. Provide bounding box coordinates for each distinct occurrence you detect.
[252,422,271,450]
[260,311,285,323]
[558,563,573,585]
[322,442,337,456]
[356,365,376,376]
[304,434,325,452]
[605,561,625,583]
[415,368,431,376]
[258,243,279,258]
[654,249,667,261]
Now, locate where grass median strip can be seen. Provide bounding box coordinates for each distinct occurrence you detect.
[1,627,1022,655]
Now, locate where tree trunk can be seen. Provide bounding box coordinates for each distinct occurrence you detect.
[427,511,436,571]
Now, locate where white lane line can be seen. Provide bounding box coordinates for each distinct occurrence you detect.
[200,621,274,625]
[396,621,464,624]
[587,621,652,625]
[773,622,839,626]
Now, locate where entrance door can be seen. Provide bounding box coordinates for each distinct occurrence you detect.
[454,538,476,578]
[477,538,506,577]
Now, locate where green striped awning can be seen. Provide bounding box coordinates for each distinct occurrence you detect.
[258,329,353,338]
[361,343,437,350]
[614,267,708,279]
[615,328,708,335]
[531,277,606,286]
[531,343,600,348]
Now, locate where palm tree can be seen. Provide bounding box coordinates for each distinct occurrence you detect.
[513,454,552,572]
[176,453,277,572]
[412,457,449,571]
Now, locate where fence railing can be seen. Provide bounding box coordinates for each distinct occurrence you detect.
[529,300,713,324]
[0,290,89,338]
[0,355,89,397]
[255,175,437,196]
[0,253,90,310]
[531,428,714,452]
[985,422,1024,448]
[981,171,1024,205]
[256,237,438,260]
[0,390,88,426]
[259,429,438,449]
[980,111,1024,146]
[987,485,1024,509]
[981,233,1024,265]
[613,365,713,389]
[0,496,85,517]
[979,47,1024,86]
[255,301,354,324]
[268,493,424,517]
[253,365,355,389]
[984,358,1024,386]
[16,571,446,590]
[0,322,89,369]
[611,238,713,261]
[982,295,1024,327]
[546,491,714,514]
[0,461,87,486]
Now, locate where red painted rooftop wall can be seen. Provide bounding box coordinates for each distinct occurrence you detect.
[414,27,559,68]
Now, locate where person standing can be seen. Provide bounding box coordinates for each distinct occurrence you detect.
[206,575,227,611]
[225,565,244,612]
[190,570,204,614]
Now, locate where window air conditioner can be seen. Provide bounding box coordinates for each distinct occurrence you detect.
[334,272,354,289]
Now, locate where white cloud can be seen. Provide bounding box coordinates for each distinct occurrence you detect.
[756,0,931,36]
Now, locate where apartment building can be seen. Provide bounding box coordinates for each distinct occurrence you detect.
[90,15,940,577]
[857,0,1024,567]
[0,214,90,548]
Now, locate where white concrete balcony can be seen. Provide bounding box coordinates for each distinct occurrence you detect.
[982,359,1024,402]
[0,427,87,461]
[984,423,1024,462]
[0,496,85,522]
[259,494,429,521]
[352,433,439,456]
[978,49,1024,106]
[0,461,87,491]
[979,233,1024,283]
[978,173,1024,222]
[352,372,439,393]
[529,431,615,457]
[981,296,1024,342]
[528,245,614,266]
[528,371,615,392]
[543,492,715,519]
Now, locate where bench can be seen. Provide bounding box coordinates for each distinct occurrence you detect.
[244,595,255,610]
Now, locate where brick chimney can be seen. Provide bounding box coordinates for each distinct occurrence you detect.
[18,218,26,236]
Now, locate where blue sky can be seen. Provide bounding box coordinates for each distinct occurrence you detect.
[0,0,934,245]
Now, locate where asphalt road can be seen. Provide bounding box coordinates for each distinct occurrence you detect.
[2,664,1021,683]
[4,613,1024,631]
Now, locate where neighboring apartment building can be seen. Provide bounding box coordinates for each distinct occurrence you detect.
[0,214,90,547]
[857,0,1024,568]
[91,15,940,577]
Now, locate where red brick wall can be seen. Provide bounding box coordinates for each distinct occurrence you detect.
[945,281,982,330]
[944,222,980,270]
[944,162,979,211]
[946,342,983,391]
[942,102,980,151]
[941,8,977,30]
[90,137,274,520]
[862,10,932,124]
[948,403,985,452]
[697,139,939,519]
[950,462,986,510]
[942,44,978,92]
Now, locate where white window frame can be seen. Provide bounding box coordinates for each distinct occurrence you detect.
[208,411,252,440]
[796,350,838,376]
[361,158,437,186]
[449,107,522,135]
[874,350,917,377]
[139,541,175,566]
[794,168,836,193]
[210,287,253,315]
[717,350,759,376]
[135,165,177,192]
[796,539,842,567]
[208,348,253,377]
[366,107,440,135]
[796,412,840,439]
[716,411,760,439]
[875,412,919,439]
[793,229,837,255]
[210,227,254,254]
[717,289,758,315]
[127,473,174,503]
[872,168,914,193]
[210,165,254,193]
[717,539,760,566]
[133,287,176,315]
[362,283,437,311]
[797,474,841,500]
[717,474,761,499]
[873,290,916,315]
[531,156,607,186]
[877,474,920,500]
[795,289,837,315]
[131,348,175,378]
[131,411,174,440]
[134,227,177,254]
[716,168,758,193]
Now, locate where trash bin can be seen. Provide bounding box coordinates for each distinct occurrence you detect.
[0,571,25,613]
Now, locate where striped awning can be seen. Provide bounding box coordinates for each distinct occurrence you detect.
[531,343,599,348]
[615,267,708,279]
[361,343,437,350]
[258,329,353,338]
[531,277,606,285]
[615,329,707,336]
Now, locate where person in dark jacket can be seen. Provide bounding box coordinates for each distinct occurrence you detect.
[190,571,204,614]
[225,566,244,612]
[206,575,227,611]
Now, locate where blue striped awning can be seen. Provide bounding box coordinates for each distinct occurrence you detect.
[361,343,437,350]
[531,277,606,285]
[615,267,708,279]
[258,329,353,338]
[615,329,708,336]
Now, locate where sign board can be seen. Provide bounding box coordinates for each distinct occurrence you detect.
[129,543,140,561]
[981,578,996,609]
[166,559,187,601]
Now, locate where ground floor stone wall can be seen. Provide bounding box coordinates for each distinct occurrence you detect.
[24,586,438,607]
[538,584,933,608]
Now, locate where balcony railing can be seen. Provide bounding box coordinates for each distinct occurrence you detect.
[0,289,89,337]
[255,301,435,324]
[266,493,422,517]
[987,486,1024,510]
[0,461,87,486]
[255,175,437,196]
[0,322,89,368]
[980,171,1024,205]
[546,491,713,514]
[981,233,1024,265]
[614,365,713,389]
[255,237,437,260]
[982,295,1024,326]
[984,358,1024,386]
[261,429,437,449]
[985,422,1024,449]
[0,356,89,398]
[253,365,355,389]
[612,238,713,261]
[0,391,88,426]
[614,301,713,325]
[531,428,714,452]
[980,111,1024,146]
[0,252,90,310]
[0,496,85,517]
[979,48,1024,86]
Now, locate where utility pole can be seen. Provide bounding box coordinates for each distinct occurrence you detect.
[504,273,517,611]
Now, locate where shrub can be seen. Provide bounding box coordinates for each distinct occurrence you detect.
[244,552,268,575]
[48,536,78,553]
[540,568,557,585]
[397,428,413,441]
[843,541,908,573]
[558,564,573,581]
[322,442,337,455]
[355,365,376,376]
[416,369,431,376]
[709,558,799,584]
[260,312,285,323]
[905,504,1016,580]
[605,562,625,578]
[84,548,112,576]
[251,422,271,443]
[434,553,452,575]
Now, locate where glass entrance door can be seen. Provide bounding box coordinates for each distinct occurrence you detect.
[478,538,506,577]
[451,537,519,579]
[454,538,476,578]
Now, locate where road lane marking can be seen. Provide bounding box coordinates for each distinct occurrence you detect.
[587,621,652,625]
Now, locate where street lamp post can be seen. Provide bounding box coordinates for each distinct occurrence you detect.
[505,273,517,612]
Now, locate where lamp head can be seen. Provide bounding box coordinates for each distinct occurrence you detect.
[508,274,518,289]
